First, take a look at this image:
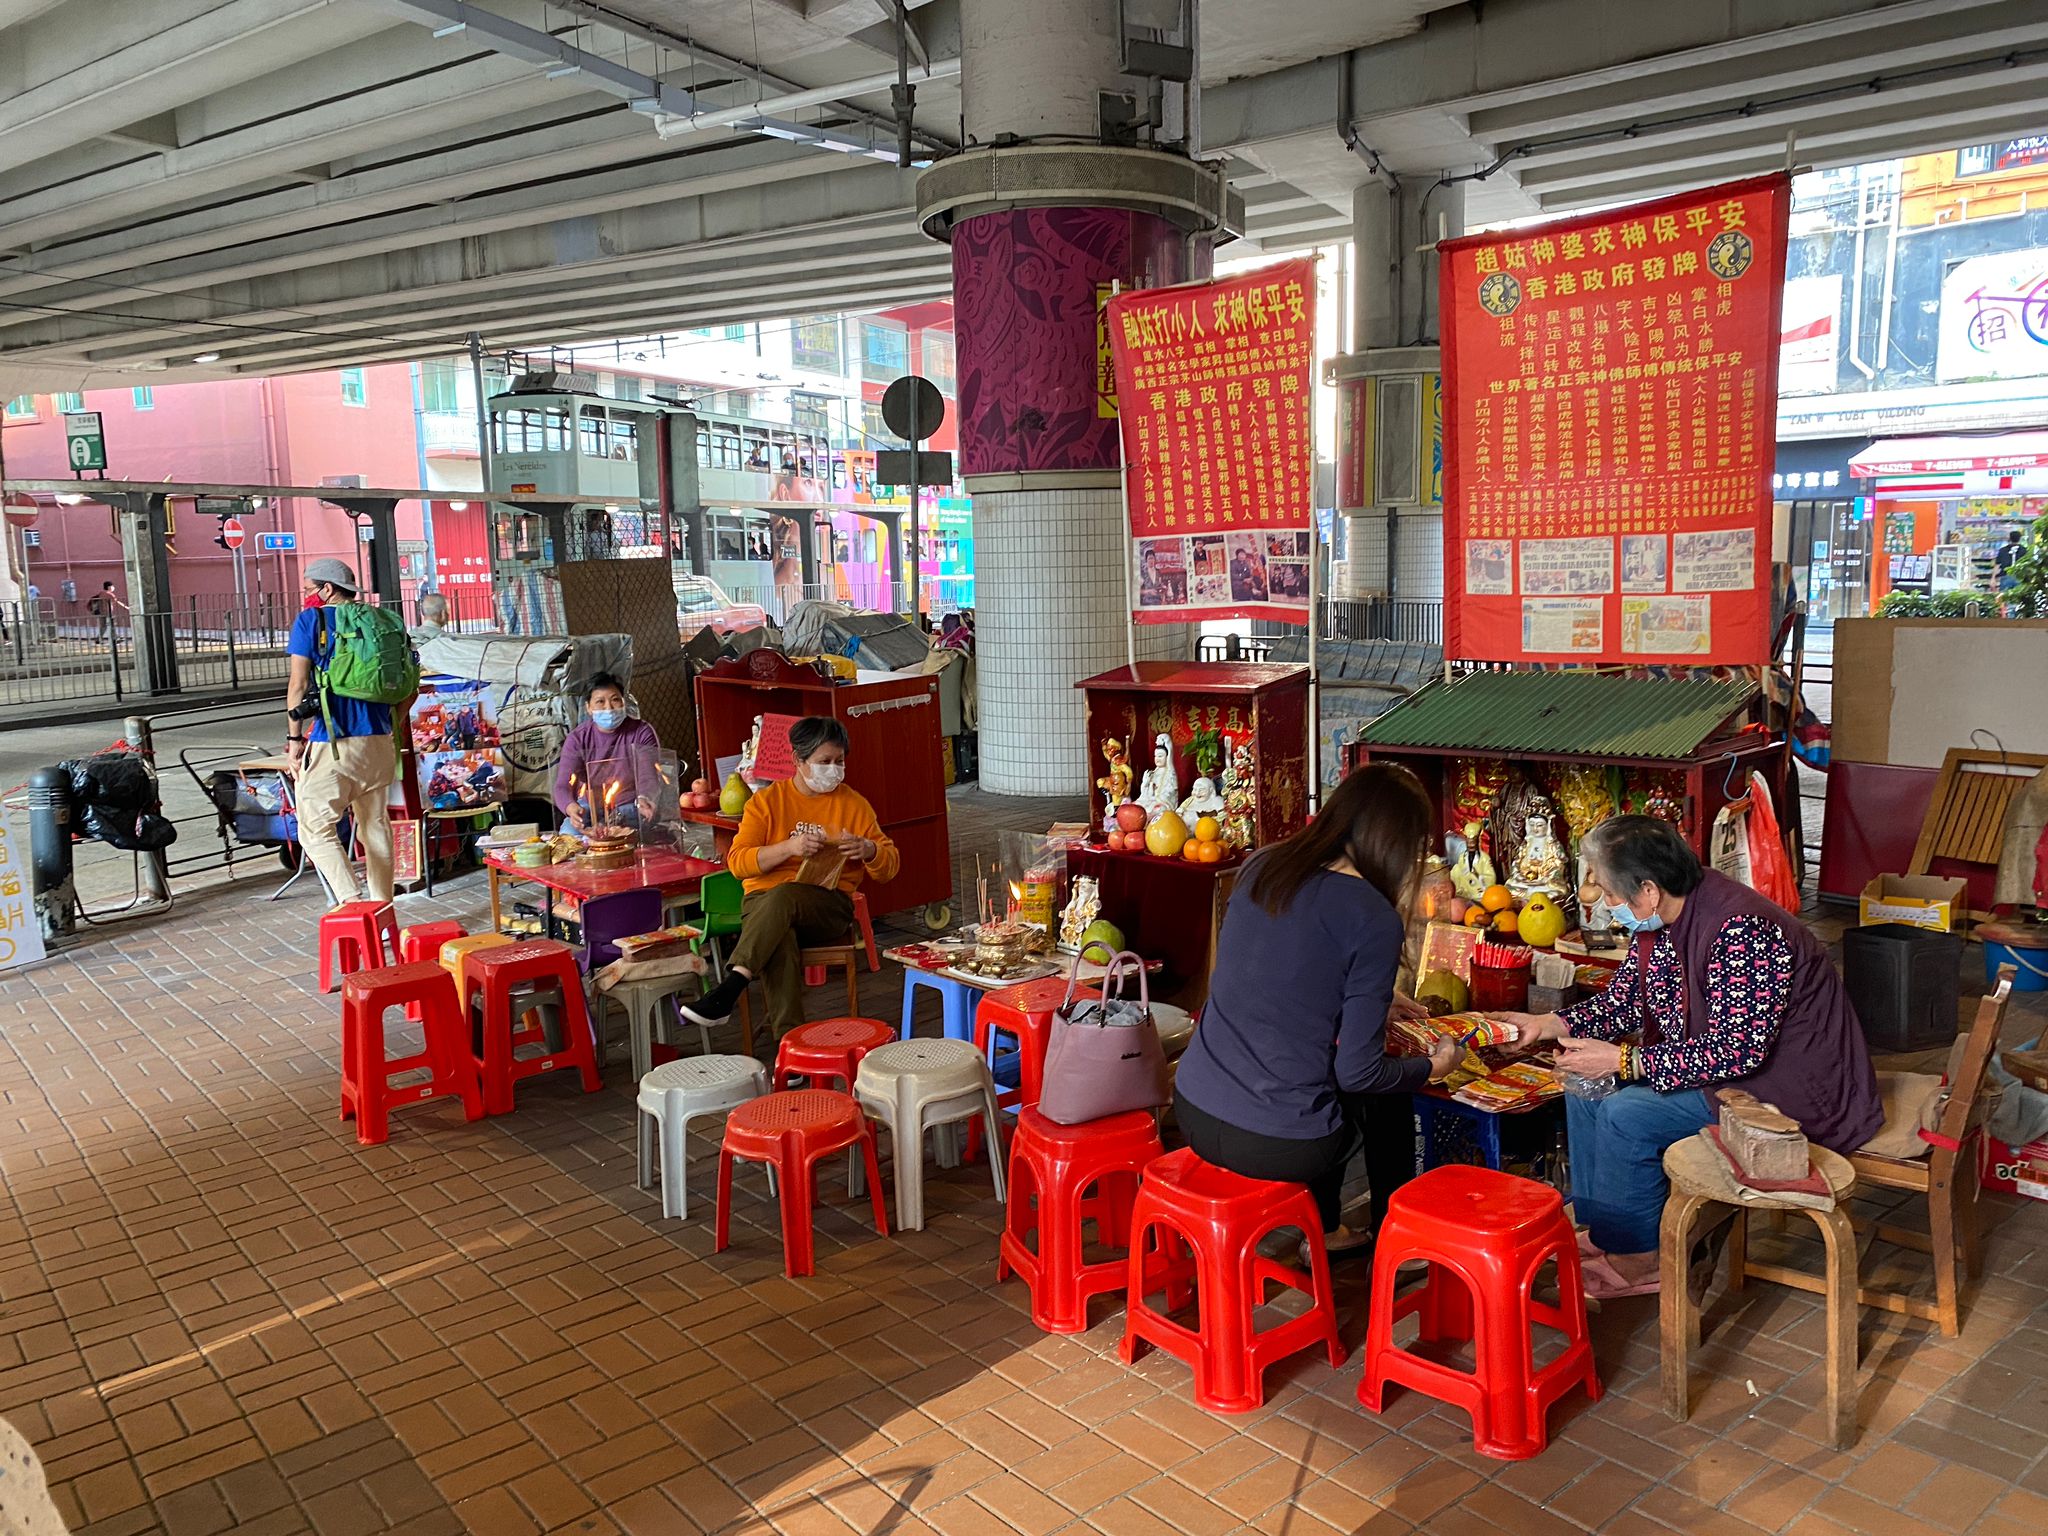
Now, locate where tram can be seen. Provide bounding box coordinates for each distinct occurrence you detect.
[478,373,972,624]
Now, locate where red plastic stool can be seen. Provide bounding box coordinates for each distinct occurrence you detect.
[339,962,484,1145]
[461,939,602,1116]
[773,1017,897,1091]
[975,978,1099,1116]
[398,921,466,1020]
[714,1090,888,1276]
[400,920,466,965]
[318,900,399,993]
[1359,1165,1601,1460]
[1119,1147,1345,1413]
[997,1106,1164,1333]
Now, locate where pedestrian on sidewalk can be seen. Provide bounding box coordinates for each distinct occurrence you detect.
[285,557,419,908]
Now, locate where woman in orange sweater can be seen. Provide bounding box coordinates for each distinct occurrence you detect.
[682,716,898,1037]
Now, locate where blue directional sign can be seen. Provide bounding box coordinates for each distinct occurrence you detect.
[259,531,298,552]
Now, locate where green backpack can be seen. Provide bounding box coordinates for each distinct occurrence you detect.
[313,604,420,733]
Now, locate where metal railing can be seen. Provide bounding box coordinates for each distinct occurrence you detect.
[1326,597,1443,644]
[0,596,298,710]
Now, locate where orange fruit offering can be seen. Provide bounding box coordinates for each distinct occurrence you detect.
[1196,839,1223,863]
[1492,909,1520,935]
[1480,884,1515,913]
[1463,907,1492,929]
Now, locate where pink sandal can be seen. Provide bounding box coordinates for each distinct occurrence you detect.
[1580,1254,1659,1299]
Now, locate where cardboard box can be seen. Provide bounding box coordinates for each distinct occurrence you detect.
[1859,874,1968,932]
[2001,1048,2048,1096]
[1983,1137,2048,1203]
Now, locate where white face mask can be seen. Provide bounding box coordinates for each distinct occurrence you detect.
[805,761,846,792]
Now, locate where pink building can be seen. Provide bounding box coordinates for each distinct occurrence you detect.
[1,367,425,623]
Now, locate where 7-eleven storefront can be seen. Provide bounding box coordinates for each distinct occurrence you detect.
[1849,432,2048,605]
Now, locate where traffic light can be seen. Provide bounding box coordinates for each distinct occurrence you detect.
[213,526,231,552]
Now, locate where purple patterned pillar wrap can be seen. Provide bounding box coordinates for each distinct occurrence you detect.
[951,206,1199,478]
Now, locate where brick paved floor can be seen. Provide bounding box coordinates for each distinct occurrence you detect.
[3,800,2047,1536]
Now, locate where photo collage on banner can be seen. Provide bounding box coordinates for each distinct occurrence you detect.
[1107,258,1318,625]
[1438,174,1789,665]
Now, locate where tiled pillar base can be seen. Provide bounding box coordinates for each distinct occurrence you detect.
[974,482,1186,795]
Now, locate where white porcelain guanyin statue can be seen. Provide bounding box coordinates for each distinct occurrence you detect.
[1135,731,1179,824]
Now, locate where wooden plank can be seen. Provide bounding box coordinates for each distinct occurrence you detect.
[1907,748,2048,914]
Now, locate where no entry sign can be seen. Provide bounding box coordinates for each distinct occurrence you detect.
[221,517,246,550]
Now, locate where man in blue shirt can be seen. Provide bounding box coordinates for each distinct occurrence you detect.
[286,557,411,906]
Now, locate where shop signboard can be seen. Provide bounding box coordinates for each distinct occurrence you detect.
[1779,274,1843,396]
[1439,173,1789,665]
[1106,257,1317,624]
[1936,247,2048,383]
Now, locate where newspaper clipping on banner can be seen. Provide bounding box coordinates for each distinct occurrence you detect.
[1438,173,1789,665]
[1107,258,1317,625]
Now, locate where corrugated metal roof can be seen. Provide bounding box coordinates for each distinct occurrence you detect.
[1359,672,1758,760]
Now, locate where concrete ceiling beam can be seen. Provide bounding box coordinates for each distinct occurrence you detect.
[9,219,928,355]
[0,155,925,362]
[1515,73,2048,195]
[1466,1,2048,139]
[167,273,953,379]
[0,0,400,167]
[0,73,561,252]
[70,244,952,371]
[0,140,867,343]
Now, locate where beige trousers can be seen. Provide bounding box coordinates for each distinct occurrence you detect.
[296,735,398,905]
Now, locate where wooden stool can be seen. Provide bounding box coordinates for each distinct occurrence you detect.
[799,938,863,1014]
[1660,1136,1860,1449]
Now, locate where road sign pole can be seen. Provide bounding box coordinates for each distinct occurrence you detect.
[908,391,920,622]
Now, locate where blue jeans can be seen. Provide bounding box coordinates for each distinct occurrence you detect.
[1566,1084,1715,1255]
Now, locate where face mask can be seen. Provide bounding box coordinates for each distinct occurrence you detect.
[805,761,846,792]
[300,589,326,611]
[590,709,625,732]
[1608,890,1665,935]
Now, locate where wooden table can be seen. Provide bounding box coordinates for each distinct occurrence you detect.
[486,847,723,936]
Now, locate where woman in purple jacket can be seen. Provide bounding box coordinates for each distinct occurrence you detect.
[1498,816,1881,1298]
[553,673,663,830]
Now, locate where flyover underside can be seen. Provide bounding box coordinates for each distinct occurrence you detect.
[3,0,2046,388]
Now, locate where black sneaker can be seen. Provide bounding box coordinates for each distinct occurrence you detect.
[679,973,745,1028]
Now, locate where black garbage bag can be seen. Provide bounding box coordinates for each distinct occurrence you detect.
[82,806,177,851]
[60,753,155,813]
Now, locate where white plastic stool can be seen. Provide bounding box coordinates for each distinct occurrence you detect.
[1154,1003,1195,1059]
[597,973,714,1082]
[636,1055,770,1220]
[853,1038,1006,1232]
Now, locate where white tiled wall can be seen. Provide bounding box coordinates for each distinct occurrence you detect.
[1332,509,1443,598]
[975,485,1186,794]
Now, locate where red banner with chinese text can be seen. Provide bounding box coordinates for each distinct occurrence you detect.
[1439,174,1789,665]
[1107,259,1317,624]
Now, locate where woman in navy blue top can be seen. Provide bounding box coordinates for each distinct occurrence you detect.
[1174,762,1459,1249]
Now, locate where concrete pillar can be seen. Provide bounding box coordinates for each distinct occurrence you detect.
[1352,181,1396,353]
[959,0,1126,141]
[918,0,1242,796]
[1332,175,1465,605]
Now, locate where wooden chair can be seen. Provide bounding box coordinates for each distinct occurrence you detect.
[1843,970,2012,1337]
[735,934,863,1043]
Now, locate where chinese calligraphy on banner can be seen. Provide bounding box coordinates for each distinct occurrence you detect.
[1439,173,1789,664]
[1107,258,1317,625]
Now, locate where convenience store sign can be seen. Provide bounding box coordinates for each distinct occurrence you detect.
[1438,173,1789,666]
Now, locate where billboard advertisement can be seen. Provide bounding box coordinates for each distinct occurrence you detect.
[1937,247,2048,382]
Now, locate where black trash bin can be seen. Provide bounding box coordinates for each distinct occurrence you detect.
[1842,924,1963,1053]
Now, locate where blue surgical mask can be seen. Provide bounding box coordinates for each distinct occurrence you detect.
[590,709,625,731]
[1610,907,1665,936]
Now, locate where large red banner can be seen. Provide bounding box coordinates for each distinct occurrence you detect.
[1439,174,1789,665]
[1107,258,1317,625]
